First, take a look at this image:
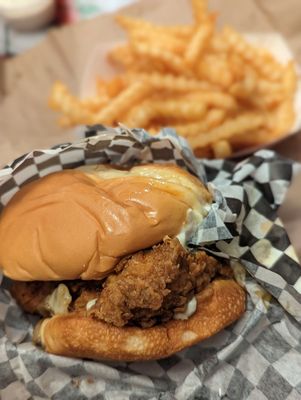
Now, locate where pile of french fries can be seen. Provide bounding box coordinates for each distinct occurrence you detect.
[49,0,297,158]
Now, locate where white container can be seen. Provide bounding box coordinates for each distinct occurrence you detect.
[0,0,55,31]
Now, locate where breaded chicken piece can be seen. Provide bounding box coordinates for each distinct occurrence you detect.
[11,280,101,316]
[88,238,228,327]
[10,281,56,315]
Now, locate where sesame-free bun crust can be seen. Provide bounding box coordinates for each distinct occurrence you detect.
[34,279,245,361]
[0,164,211,281]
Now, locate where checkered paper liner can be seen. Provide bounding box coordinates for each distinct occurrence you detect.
[0,125,301,400]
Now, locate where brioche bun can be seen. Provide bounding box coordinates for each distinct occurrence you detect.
[0,164,211,281]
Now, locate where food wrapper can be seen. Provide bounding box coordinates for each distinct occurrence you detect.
[0,126,301,400]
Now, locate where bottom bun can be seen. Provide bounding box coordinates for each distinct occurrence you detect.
[33,279,245,361]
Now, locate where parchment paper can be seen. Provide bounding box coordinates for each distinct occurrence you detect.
[0,126,300,400]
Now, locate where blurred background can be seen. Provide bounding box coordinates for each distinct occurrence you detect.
[0,0,134,57]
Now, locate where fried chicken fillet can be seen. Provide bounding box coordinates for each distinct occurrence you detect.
[11,238,234,328]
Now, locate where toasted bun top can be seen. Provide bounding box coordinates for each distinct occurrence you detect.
[0,164,211,281]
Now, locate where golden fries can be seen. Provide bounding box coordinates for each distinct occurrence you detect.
[222,26,284,81]
[123,100,155,127]
[124,99,206,127]
[125,72,216,92]
[131,42,188,76]
[93,81,151,125]
[185,91,238,110]
[198,55,234,88]
[155,100,206,120]
[173,109,227,136]
[188,113,265,148]
[49,82,95,127]
[108,45,134,68]
[49,0,298,158]
[115,15,193,39]
[129,30,186,55]
[115,15,176,43]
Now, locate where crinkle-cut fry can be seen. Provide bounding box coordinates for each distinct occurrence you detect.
[124,99,205,127]
[80,96,109,112]
[107,44,135,68]
[115,15,150,32]
[229,66,257,98]
[184,19,214,67]
[129,30,186,55]
[93,81,152,125]
[222,26,284,81]
[131,42,189,76]
[271,99,295,136]
[210,35,229,53]
[49,82,95,126]
[186,91,238,110]
[122,100,155,127]
[126,72,216,91]
[95,77,124,102]
[106,76,126,98]
[115,15,192,38]
[283,61,298,96]
[212,140,232,158]
[120,57,164,74]
[163,25,193,38]
[49,81,68,111]
[173,109,226,136]
[96,78,109,97]
[140,24,193,39]
[197,54,234,88]
[256,79,284,95]
[153,100,207,120]
[188,113,265,148]
[230,128,272,148]
[131,58,167,74]
[250,92,285,109]
[223,26,271,61]
[227,53,247,81]
[191,0,208,23]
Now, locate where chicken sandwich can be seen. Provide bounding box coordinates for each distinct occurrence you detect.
[0,164,245,360]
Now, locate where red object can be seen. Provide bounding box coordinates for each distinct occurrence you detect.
[55,0,79,24]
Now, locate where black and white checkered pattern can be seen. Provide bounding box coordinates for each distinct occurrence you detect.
[0,126,301,399]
